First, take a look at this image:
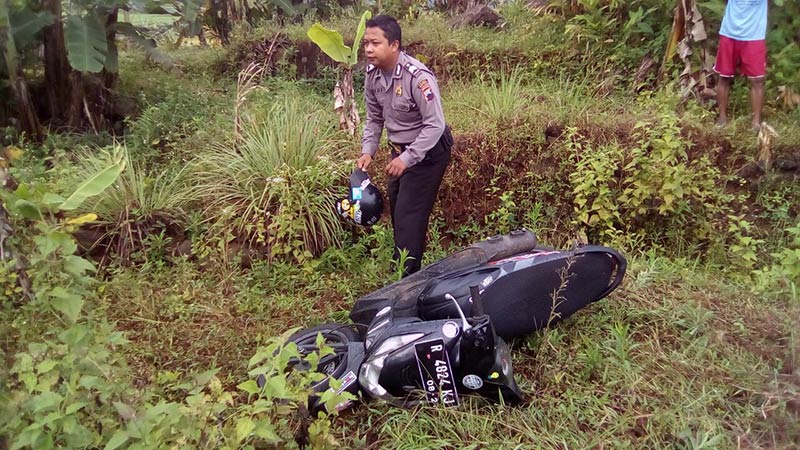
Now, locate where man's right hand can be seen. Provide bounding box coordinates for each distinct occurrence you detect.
[357,154,373,170]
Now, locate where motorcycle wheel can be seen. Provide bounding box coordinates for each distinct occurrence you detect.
[257,323,361,413]
[284,323,360,393]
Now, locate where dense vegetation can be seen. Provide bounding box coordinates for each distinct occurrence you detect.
[1,1,798,449]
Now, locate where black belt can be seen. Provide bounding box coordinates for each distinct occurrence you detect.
[389,126,452,158]
[389,142,408,158]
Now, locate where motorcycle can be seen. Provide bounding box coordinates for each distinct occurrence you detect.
[270,229,626,413]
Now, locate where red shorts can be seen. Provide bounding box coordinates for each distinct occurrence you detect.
[714,35,767,78]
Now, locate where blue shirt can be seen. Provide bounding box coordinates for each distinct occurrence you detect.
[720,0,768,41]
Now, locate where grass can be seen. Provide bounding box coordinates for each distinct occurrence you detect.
[93,241,800,448]
[335,255,798,449]
[3,10,799,450]
[272,9,562,56]
[192,94,349,258]
[73,146,194,222]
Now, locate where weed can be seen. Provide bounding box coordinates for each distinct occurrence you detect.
[753,222,800,298]
[471,69,529,124]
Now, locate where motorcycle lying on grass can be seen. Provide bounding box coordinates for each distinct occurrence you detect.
[260,171,627,414]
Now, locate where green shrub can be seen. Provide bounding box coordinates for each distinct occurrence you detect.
[468,69,529,125]
[568,109,737,249]
[559,0,673,70]
[754,222,800,300]
[0,175,349,448]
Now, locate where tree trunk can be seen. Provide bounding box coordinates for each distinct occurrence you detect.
[334,67,359,136]
[43,0,72,123]
[198,28,208,46]
[209,0,230,44]
[0,0,43,141]
[43,4,119,131]
[62,73,82,129]
[102,9,119,91]
[98,8,120,129]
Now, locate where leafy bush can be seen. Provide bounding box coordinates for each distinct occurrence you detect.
[767,2,800,95]
[567,109,736,249]
[467,69,529,124]
[118,52,229,159]
[754,222,800,300]
[558,0,673,70]
[0,170,350,448]
[126,87,218,151]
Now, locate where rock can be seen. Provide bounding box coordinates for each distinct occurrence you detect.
[774,157,798,172]
[448,5,502,29]
[73,225,109,258]
[112,94,138,119]
[172,239,193,258]
[544,122,564,142]
[736,161,764,180]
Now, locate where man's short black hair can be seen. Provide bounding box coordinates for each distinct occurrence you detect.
[366,14,402,47]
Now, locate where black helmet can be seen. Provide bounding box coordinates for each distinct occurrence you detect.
[336,168,383,227]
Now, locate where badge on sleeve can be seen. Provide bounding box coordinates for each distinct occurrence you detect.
[418,79,435,102]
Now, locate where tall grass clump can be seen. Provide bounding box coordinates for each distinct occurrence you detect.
[196,97,347,263]
[450,69,529,127]
[70,146,195,262]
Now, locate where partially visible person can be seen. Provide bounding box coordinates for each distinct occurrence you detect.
[357,15,453,277]
[713,0,769,129]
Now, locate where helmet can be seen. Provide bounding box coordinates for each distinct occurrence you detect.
[336,168,383,227]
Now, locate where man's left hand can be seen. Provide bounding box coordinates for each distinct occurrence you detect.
[385,158,407,177]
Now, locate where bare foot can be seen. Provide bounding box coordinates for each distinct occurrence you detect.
[751,121,762,131]
[716,117,729,128]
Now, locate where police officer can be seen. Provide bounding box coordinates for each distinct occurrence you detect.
[357,14,453,277]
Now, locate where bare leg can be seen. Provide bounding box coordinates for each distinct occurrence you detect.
[749,77,765,129]
[716,76,732,126]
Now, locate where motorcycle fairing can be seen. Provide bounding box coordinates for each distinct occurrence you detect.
[359,307,523,407]
[349,230,538,326]
[418,246,627,338]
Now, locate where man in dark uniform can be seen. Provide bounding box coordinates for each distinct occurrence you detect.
[357,14,452,276]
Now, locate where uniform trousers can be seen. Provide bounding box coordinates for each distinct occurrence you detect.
[388,133,451,276]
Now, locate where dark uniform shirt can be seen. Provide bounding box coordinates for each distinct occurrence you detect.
[361,52,446,168]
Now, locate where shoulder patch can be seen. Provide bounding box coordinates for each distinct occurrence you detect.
[402,62,431,78]
[417,78,435,102]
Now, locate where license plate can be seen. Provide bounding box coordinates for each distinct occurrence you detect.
[414,339,459,406]
[334,370,358,412]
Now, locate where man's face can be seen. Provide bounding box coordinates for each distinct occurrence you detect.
[363,27,398,70]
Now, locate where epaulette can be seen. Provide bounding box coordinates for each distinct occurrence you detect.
[402,62,431,78]
[366,64,377,73]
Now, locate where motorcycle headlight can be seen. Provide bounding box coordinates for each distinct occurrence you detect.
[359,333,424,402]
[365,307,393,350]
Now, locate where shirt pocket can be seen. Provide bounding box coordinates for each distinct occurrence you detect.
[391,96,417,121]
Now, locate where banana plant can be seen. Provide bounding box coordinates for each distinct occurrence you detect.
[0,0,45,140]
[307,10,371,136]
[0,0,204,134]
